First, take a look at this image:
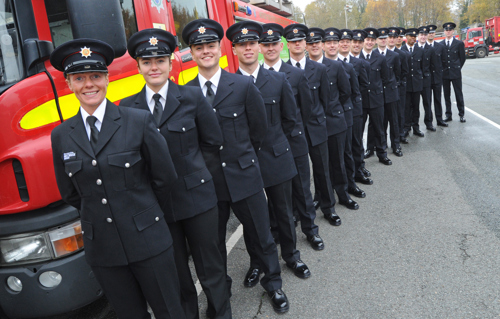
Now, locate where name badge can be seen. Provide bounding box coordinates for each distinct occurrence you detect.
[63,152,76,161]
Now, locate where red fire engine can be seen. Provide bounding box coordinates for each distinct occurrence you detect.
[0,0,295,318]
[461,16,500,58]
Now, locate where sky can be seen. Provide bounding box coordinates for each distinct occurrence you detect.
[293,0,315,11]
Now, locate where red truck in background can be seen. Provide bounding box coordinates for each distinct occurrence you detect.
[461,16,500,58]
[0,0,295,318]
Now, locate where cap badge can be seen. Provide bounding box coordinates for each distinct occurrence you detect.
[241,28,249,35]
[198,26,206,34]
[149,36,158,46]
[370,31,373,34]
[382,31,385,34]
[424,28,426,31]
[358,33,361,37]
[343,31,347,35]
[293,28,298,34]
[447,24,450,27]
[310,32,314,37]
[80,46,92,58]
[267,29,273,35]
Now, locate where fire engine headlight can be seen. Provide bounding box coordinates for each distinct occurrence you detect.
[0,234,51,265]
[47,221,84,258]
[6,276,23,292]
[39,271,62,288]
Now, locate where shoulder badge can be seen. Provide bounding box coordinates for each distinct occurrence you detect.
[149,36,158,46]
[198,26,206,34]
[80,46,92,58]
[241,28,249,35]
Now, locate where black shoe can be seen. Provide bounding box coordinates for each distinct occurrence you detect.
[361,167,371,177]
[267,289,289,313]
[400,137,409,144]
[364,149,375,159]
[313,200,320,210]
[307,234,325,251]
[324,212,342,226]
[355,175,373,185]
[403,130,410,137]
[413,130,425,137]
[348,186,366,198]
[379,157,392,165]
[437,121,448,127]
[393,148,403,157]
[243,268,261,287]
[338,199,359,210]
[444,116,452,122]
[286,259,311,279]
[426,126,436,131]
[460,116,466,123]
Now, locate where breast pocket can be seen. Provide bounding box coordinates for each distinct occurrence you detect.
[64,160,90,197]
[264,96,281,126]
[167,119,197,155]
[309,81,320,105]
[108,150,142,191]
[218,105,248,142]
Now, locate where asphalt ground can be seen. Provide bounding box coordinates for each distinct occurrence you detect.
[38,54,500,319]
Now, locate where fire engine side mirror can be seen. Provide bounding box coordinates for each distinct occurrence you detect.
[65,0,127,58]
[23,39,54,72]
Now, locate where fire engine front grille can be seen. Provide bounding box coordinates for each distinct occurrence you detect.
[12,159,29,202]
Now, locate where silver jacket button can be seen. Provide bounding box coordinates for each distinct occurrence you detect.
[102,198,107,205]
[233,113,237,117]
[96,179,102,186]
[155,217,160,222]
[106,218,112,223]
[68,172,73,177]
[219,145,223,150]
[201,179,205,183]
[222,162,226,167]
[92,160,97,166]
[182,127,186,132]
[125,163,130,168]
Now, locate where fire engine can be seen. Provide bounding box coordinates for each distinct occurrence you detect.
[0,0,295,317]
[461,16,500,58]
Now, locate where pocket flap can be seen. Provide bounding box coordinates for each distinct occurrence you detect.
[167,119,196,132]
[183,167,213,190]
[273,140,291,157]
[81,220,93,240]
[64,160,82,176]
[291,127,303,137]
[108,151,141,168]
[263,96,280,105]
[315,115,326,124]
[219,105,245,118]
[133,204,164,232]
[238,152,257,169]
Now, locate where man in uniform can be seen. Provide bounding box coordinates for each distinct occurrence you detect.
[360,28,392,166]
[259,23,325,251]
[323,28,367,199]
[50,39,185,319]
[442,22,466,123]
[401,28,425,138]
[396,28,406,50]
[427,25,448,127]
[226,21,312,283]
[285,24,341,225]
[306,27,358,210]
[417,26,436,132]
[120,29,231,319]
[182,19,289,314]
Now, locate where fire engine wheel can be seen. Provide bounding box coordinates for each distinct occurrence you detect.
[476,48,487,58]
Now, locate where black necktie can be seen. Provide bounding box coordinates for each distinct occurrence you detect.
[295,62,301,68]
[447,41,450,47]
[367,54,370,60]
[344,57,347,62]
[86,116,99,151]
[382,51,385,56]
[205,81,215,106]
[250,75,256,83]
[152,93,163,125]
[410,47,413,53]
[269,67,275,71]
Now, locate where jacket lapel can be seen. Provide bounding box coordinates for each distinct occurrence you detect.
[305,58,315,80]
[279,62,292,82]
[68,111,95,158]
[133,86,149,112]
[255,67,268,89]
[159,80,181,126]
[212,70,234,108]
[93,100,121,156]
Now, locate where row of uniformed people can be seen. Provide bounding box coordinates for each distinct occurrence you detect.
[49,17,465,319]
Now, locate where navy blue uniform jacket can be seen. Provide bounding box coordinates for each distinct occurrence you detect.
[360,50,390,109]
[401,44,425,92]
[322,57,350,135]
[442,39,466,80]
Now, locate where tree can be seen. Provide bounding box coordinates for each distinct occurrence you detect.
[466,0,500,24]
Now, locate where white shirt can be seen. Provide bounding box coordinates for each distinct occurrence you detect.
[198,67,222,97]
[289,56,306,70]
[388,46,396,51]
[427,41,434,47]
[145,81,169,114]
[418,42,426,49]
[316,55,324,64]
[350,52,360,59]
[239,64,260,82]
[338,53,350,63]
[446,38,454,46]
[81,98,106,141]
[362,49,372,58]
[378,48,388,55]
[407,44,416,52]
[263,59,282,72]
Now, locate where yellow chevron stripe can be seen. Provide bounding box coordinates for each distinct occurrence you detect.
[19,55,228,130]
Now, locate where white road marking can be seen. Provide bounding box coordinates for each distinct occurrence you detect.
[196,224,244,295]
[465,106,500,129]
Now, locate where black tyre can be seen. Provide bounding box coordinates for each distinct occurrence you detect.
[476,47,487,58]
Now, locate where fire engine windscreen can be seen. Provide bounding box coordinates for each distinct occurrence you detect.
[0,0,23,86]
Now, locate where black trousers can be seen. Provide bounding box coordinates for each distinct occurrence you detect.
[421,86,433,128]
[168,207,231,319]
[398,85,407,138]
[91,246,185,319]
[352,115,365,178]
[327,131,350,202]
[431,83,444,122]
[308,138,337,216]
[367,101,400,150]
[443,76,465,117]
[217,190,282,293]
[362,106,387,159]
[405,91,421,131]
[247,180,299,265]
[343,125,357,189]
